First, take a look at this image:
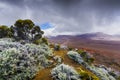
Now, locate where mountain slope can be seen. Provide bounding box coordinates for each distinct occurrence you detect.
[49,32,120,72]
[50,32,120,41]
[0,38,119,80]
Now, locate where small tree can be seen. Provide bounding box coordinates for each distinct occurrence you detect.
[11,19,44,42]
[0,25,12,38]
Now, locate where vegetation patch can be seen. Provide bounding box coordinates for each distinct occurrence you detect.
[51,64,80,80]
[67,51,117,80]
[0,38,52,80]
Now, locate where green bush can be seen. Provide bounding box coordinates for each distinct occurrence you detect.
[0,39,53,80]
[54,44,60,51]
[0,48,40,80]
[68,47,73,51]
[11,19,44,43]
[77,50,85,54]
[41,37,48,45]
[51,64,80,80]
[78,50,94,64]
[33,39,41,45]
[79,71,99,80]
[88,58,95,64]
[0,25,13,38]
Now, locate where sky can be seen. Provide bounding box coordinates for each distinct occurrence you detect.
[0,0,120,36]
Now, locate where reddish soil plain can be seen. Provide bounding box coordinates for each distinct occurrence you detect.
[49,36,120,71]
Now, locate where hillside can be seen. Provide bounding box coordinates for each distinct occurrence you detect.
[50,32,120,41]
[0,38,120,80]
[1,0,120,79]
[0,20,120,80]
[49,33,120,72]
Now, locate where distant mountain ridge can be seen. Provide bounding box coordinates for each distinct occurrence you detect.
[50,32,120,41]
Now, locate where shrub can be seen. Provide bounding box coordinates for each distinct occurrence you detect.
[49,43,54,48]
[0,39,53,80]
[88,58,95,64]
[88,65,116,80]
[78,50,94,64]
[51,64,80,80]
[0,25,13,38]
[77,68,99,80]
[53,56,62,64]
[77,50,85,54]
[68,47,73,51]
[67,51,116,80]
[41,37,48,45]
[33,39,41,45]
[80,72,92,80]
[0,48,40,80]
[67,51,84,64]
[54,44,60,51]
[80,51,87,58]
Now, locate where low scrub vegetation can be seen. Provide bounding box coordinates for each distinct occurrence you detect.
[67,51,117,80]
[77,50,95,64]
[0,38,52,80]
[0,19,51,80]
[0,25,13,38]
[54,44,60,51]
[67,51,84,64]
[51,64,80,80]
[51,64,99,80]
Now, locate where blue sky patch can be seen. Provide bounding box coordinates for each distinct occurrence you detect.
[40,22,53,30]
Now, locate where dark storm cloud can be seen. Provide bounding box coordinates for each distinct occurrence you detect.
[91,0,120,7]
[0,0,25,6]
[52,0,82,7]
[0,0,120,35]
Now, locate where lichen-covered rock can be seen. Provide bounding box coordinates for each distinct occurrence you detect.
[51,64,81,80]
[0,38,53,80]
